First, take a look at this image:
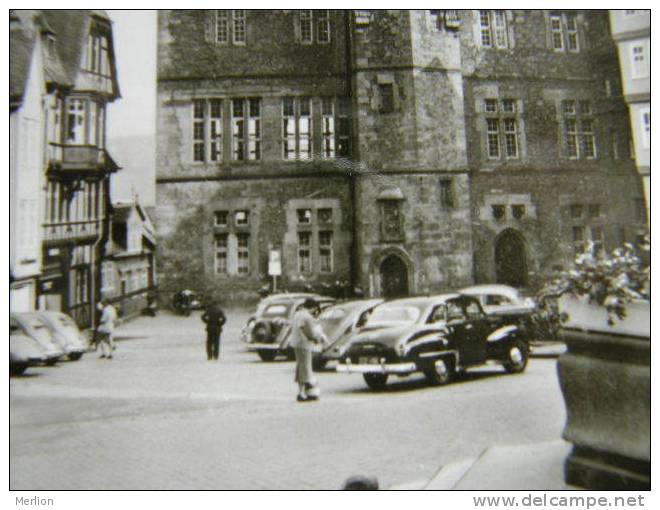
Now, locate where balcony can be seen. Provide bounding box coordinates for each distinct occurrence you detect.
[48,143,119,175]
[43,220,101,243]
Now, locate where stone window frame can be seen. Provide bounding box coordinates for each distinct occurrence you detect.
[236,233,250,274]
[318,230,334,273]
[561,99,597,160]
[214,233,228,275]
[191,98,223,163]
[291,203,337,277]
[232,10,246,45]
[572,225,604,256]
[296,10,331,44]
[379,199,405,242]
[477,10,509,49]
[231,98,261,161]
[439,179,455,209]
[211,10,246,46]
[212,207,254,277]
[235,210,250,227]
[491,204,506,221]
[297,231,313,274]
[548,12,581,53]
[483,98,521,161]
[282,96,313,160]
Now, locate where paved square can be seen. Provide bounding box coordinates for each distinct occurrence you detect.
[10,309,566,489]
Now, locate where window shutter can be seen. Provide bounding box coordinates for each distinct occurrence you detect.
[204,10,215,43]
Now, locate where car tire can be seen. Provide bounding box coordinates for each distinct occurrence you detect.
[363,373,388,391]
[10,364,27,376]
[424,357,453,386]
[503,340,528,374]
[257,350,276,362]
[68,352,83,361]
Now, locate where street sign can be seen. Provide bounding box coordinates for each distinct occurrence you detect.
[268,250,282,276]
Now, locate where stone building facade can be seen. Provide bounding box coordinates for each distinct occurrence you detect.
[156,10,645,301]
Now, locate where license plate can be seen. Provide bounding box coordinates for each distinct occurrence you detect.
[359,356,380,365]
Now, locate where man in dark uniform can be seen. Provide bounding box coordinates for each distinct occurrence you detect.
[201,300,226,360]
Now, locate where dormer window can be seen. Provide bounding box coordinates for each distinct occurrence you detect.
[86,31,110,77]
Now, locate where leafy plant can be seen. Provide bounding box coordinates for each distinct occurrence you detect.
[538,236,650,326]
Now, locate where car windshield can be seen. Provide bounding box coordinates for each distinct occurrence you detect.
[318,306,349,335]
[262,303,292,318]
[366,304,422,326]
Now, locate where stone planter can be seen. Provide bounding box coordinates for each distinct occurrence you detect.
[557,296,650,489]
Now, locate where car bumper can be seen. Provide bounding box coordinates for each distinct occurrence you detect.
[336,361,417,375]
[246,342,283,351]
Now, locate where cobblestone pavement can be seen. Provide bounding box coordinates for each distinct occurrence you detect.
[10,308,566,490]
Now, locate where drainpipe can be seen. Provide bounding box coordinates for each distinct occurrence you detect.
[345,10,360,296]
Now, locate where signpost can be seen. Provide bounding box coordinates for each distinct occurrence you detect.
[268,249,282,292]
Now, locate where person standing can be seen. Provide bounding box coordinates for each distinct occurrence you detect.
[97,300,118,359]
[202,300,226,360]
[289,298,327,402]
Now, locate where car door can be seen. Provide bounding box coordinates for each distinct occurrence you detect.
[462,297,489,365]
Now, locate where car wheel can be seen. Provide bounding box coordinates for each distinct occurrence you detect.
[363,373,388,391]
[424,357,453,386]
[68,352,83,361]
[10,364,27,376]
[312,357,327,372]
[257,350,276,362]
[503,340,528,374]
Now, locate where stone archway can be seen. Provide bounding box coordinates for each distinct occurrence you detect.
[495,229,528,288]
[380,254,409,298]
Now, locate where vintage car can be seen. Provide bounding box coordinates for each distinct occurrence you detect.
[458,284,535,317]
[244,295,335,361]
[37,311,89,361]
[239,292,320,344]
[10,322,50,376]
[10,313,65,368]
[312,298,384,371]
[336,294,530,390]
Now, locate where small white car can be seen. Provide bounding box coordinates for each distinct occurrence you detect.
[459,284,535,317]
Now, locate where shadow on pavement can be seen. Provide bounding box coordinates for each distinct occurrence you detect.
[334,368,508,395]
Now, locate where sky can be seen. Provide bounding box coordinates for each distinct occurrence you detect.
[106,10,157,205]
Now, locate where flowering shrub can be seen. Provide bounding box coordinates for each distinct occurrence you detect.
[538,236,650,326]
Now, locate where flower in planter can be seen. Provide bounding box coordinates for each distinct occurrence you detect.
[538,236,650,326]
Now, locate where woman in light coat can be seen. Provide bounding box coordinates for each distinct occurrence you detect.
[289,298,327,402]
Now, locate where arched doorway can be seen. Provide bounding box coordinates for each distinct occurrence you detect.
[380,254,409,298]
[495,229,528,288]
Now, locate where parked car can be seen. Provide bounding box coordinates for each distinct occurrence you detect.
[172,289,203,316]
[458,284,535,317]
[10,321,50,376]
[244,295,335,361]
[10,313,65,367]
[336,294,530,390]
[312,298,384,371]
[239,293,324,345]
[37,311,89,361]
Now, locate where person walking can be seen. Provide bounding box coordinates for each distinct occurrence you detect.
[97,300,118,359]
[290,298,327,402]
[201,300,226,360]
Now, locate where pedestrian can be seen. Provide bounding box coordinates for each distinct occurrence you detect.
[290,298,327,402]
[201,300,226,360]
[96,300,118,359]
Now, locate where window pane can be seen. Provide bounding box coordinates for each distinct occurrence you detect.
[233,10,246,44]
[300,10,312,43]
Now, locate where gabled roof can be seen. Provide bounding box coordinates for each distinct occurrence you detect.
[11,9,121,106]
[9,25,35,107]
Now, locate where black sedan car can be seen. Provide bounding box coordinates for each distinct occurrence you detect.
[336,294,529,390]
